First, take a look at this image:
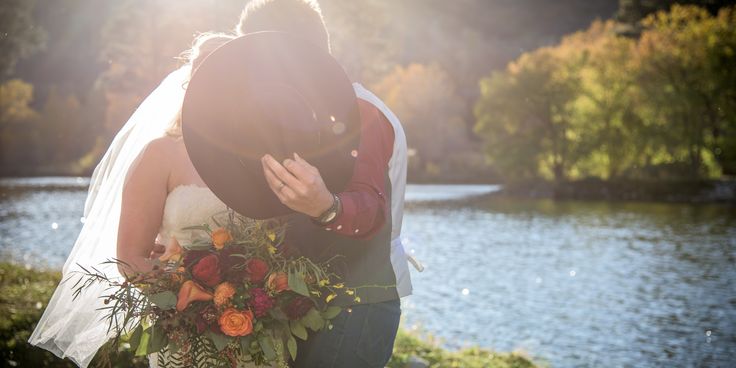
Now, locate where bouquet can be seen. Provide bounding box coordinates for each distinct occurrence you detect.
[72,210,356,367]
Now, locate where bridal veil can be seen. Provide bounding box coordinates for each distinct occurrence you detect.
[28,65,191,368]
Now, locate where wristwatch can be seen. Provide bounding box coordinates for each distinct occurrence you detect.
[313,193,341,225]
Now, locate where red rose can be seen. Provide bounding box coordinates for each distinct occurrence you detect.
[192,254,222,287]
[183,249,211,268]
[246,258,269,283]
[283,296,315,320]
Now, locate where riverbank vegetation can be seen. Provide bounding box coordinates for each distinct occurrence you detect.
[0,262,539,367]
[0,0,615,181]
[476,5,736,184]
[1,1,734,194]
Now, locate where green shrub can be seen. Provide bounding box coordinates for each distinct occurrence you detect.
[389,329,539,368]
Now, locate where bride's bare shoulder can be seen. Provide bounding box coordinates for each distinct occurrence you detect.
[127,135,182,181]
[140,135,181,162]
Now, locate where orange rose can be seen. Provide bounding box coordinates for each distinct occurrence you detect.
[211,228,232,250]
[218,308,254,337]
[267,272,289,293]
[213,282,236,306]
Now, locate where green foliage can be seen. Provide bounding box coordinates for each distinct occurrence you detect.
[1,262,541,367]
[475,5,736,182]
[1,0,621,180]
[372,63,479,180]
[0,262,148,368]
[388,329,541,368]
[0,0,45,79]
[475,45,584,182]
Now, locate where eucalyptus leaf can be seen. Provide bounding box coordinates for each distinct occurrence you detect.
[301,308,324,331]
[148,291,177,310]
[289,320,308,340]
[288,271,310,297]
[239,335,253,353]
[321,306,342,320]
[269,307,288,320]
[147,325,168,354]
[287,335,298,361]
[206,330,232,352]
[128,325,143,352]
[258,335,277,361]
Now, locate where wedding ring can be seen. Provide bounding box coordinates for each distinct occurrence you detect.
[277,181,285,190]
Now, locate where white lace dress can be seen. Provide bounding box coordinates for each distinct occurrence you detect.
[148,185,275,368]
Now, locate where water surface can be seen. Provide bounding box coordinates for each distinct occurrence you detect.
[1,178,734,367]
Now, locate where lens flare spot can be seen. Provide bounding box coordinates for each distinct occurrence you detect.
[332,122,346,135]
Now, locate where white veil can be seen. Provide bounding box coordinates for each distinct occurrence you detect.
[28,65,191,368]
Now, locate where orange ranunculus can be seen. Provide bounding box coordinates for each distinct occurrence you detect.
[158,237,182,262]
[213,282,236,306]
[211,228,233,250]
[176,280,213,312]
[266,272,289,293]
[218,308,254,337]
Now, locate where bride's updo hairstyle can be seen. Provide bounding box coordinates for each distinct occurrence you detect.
[167,32,235,137]
[236,0,330,52]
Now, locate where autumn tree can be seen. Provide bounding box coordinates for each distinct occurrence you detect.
[372,63,471,177]
[0,0,44,80]
[475,47,584,183]
[637,5,736,177]
[475,5,736,183]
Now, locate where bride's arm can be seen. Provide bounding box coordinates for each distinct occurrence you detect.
[117,138,172,278]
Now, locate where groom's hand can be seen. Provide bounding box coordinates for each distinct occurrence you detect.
[261,153,334,218]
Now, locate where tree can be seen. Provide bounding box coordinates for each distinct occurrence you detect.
[372,63,471,177]
[475,47,584,183]
[0,0,44,79]
[562,20,646,179]
[320,0,400,84]
[636,5,735,178]
[0,79,40,171]
[475,5,736,183]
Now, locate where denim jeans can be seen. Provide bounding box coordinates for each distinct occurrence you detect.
[290,299,401,368]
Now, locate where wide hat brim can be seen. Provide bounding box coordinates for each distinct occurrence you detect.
[182,32,360,219]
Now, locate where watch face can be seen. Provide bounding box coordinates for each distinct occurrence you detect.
[323,211,337,223]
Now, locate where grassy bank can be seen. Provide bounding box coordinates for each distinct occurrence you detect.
[0,262,539,368]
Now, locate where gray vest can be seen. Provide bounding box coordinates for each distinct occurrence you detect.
[284,175,399,306]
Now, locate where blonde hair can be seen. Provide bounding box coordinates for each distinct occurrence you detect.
[167,32,235,137]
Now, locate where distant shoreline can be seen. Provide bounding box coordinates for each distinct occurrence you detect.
[3,175,735,205]
[491,178,736,205]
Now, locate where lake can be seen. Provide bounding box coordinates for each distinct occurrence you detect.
[1,178,734,367]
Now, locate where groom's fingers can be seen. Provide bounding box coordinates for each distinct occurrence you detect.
[262,155,303,191]
[282,157,313,182]
[263,164,301,206]
[293,153,319,175]
[262,163,288,199]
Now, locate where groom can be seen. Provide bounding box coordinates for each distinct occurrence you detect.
[156,1,412,365]
[239,0,412,366]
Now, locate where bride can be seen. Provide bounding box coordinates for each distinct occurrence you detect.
[28,32,244,367]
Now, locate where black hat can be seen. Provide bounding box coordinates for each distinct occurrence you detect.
[182,32,360,219]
